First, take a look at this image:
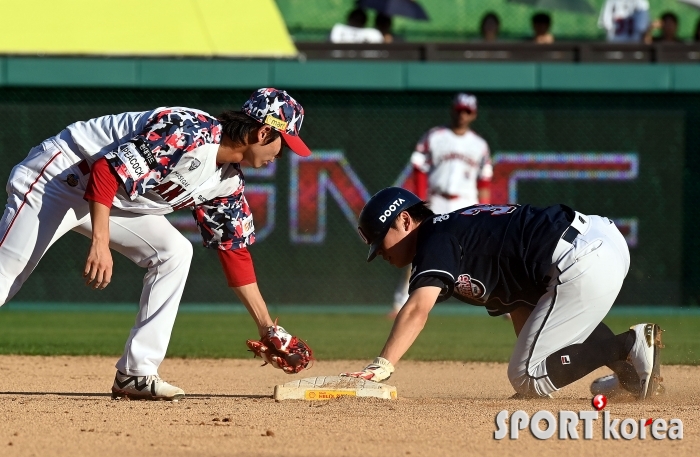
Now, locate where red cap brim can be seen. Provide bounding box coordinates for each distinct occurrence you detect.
[453,105,475,113]
[281,132,312,157]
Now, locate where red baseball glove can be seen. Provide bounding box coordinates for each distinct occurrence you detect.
[246,320,314,374]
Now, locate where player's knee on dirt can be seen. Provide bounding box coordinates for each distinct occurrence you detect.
[507,359,557,398]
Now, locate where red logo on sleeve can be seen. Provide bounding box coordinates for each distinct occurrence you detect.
[454,274,486,299]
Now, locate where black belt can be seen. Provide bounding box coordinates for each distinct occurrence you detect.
[77,160,91,175]
[561,225,580,244]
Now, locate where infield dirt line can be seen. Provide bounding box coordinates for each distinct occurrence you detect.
[0,356,697,456]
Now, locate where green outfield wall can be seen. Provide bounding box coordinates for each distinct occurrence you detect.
[0,58,698,307]
[2,57,700,91]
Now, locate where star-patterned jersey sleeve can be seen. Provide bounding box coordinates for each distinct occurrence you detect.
[103,108,221,200]
[191,189,256,251]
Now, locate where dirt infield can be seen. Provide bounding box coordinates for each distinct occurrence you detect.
[0,356,697,456]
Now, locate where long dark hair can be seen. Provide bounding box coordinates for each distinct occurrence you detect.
[217,111,281,146]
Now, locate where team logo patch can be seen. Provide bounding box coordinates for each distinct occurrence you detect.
[133,138,156,169]
[561,355,571,365]
[454,274,486,299]
[379,198,406,222]
[189,158,201,171]
[64,174,79,187]
[241,214,255,237]
[264,114,288,131]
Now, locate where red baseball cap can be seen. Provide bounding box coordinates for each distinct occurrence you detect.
[452,92,478,113]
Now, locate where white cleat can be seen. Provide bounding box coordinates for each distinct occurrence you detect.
[626,323,664,400]
[111,371,185,401]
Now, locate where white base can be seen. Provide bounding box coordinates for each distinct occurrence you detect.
[274,375,398,401]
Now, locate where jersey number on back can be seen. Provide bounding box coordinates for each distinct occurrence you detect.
[461,204,518,216]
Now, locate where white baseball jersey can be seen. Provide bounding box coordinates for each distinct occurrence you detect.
[598,0,650,43]
[53,107,255,250]
[410,127,492,204]
[55,108,242,214]
[0,107,256,376]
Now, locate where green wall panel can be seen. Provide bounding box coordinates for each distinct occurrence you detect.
[406,62,538,90]
[273,61,404,89]
[673,65,700,92]
[540,63,672,91]
[6,57,138,87]
[2,57,700,93]
[140,59,272,89]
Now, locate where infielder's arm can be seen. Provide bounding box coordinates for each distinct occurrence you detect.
[217,249,274,337]
[83,157,119,289]
[84,200,113,289]
[230,282,274,338]
[379,286,441,364]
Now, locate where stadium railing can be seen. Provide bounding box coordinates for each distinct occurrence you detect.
[295,42,700,63]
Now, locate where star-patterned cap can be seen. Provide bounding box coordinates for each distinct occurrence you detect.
[242,88,311,157]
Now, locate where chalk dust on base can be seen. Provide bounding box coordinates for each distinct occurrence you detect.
[274,375,398,400]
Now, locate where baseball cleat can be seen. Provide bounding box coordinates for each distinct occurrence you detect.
[111,371,185,401]
[626,323,664,400]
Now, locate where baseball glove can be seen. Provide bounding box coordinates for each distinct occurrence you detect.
[246,320,314,374]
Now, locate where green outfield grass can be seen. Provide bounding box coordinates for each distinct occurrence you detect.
[0,310,696,364]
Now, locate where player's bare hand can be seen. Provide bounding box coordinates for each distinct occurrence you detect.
[83,242,113,289]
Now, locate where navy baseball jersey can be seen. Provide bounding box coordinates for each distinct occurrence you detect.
[408,204,574,316]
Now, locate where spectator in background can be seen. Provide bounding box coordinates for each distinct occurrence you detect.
[330,7,384,43]
[598,0,650,43]
[480,12,500,42]
[531,12,554,44]
[651,12,682,43]
[375,13,395,43]
[695,18,700,42]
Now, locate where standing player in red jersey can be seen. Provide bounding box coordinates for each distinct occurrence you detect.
[0,88,313,400]
[390,93,493,317]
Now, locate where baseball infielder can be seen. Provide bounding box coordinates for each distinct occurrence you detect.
[0,88,312,400]
[391,93,492,316]
[345,187,663,400]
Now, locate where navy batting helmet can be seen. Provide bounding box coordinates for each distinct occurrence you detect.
[357,187,422,262]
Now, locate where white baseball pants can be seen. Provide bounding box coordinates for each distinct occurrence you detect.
[0,140,192,375]
[507,213,630,396]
